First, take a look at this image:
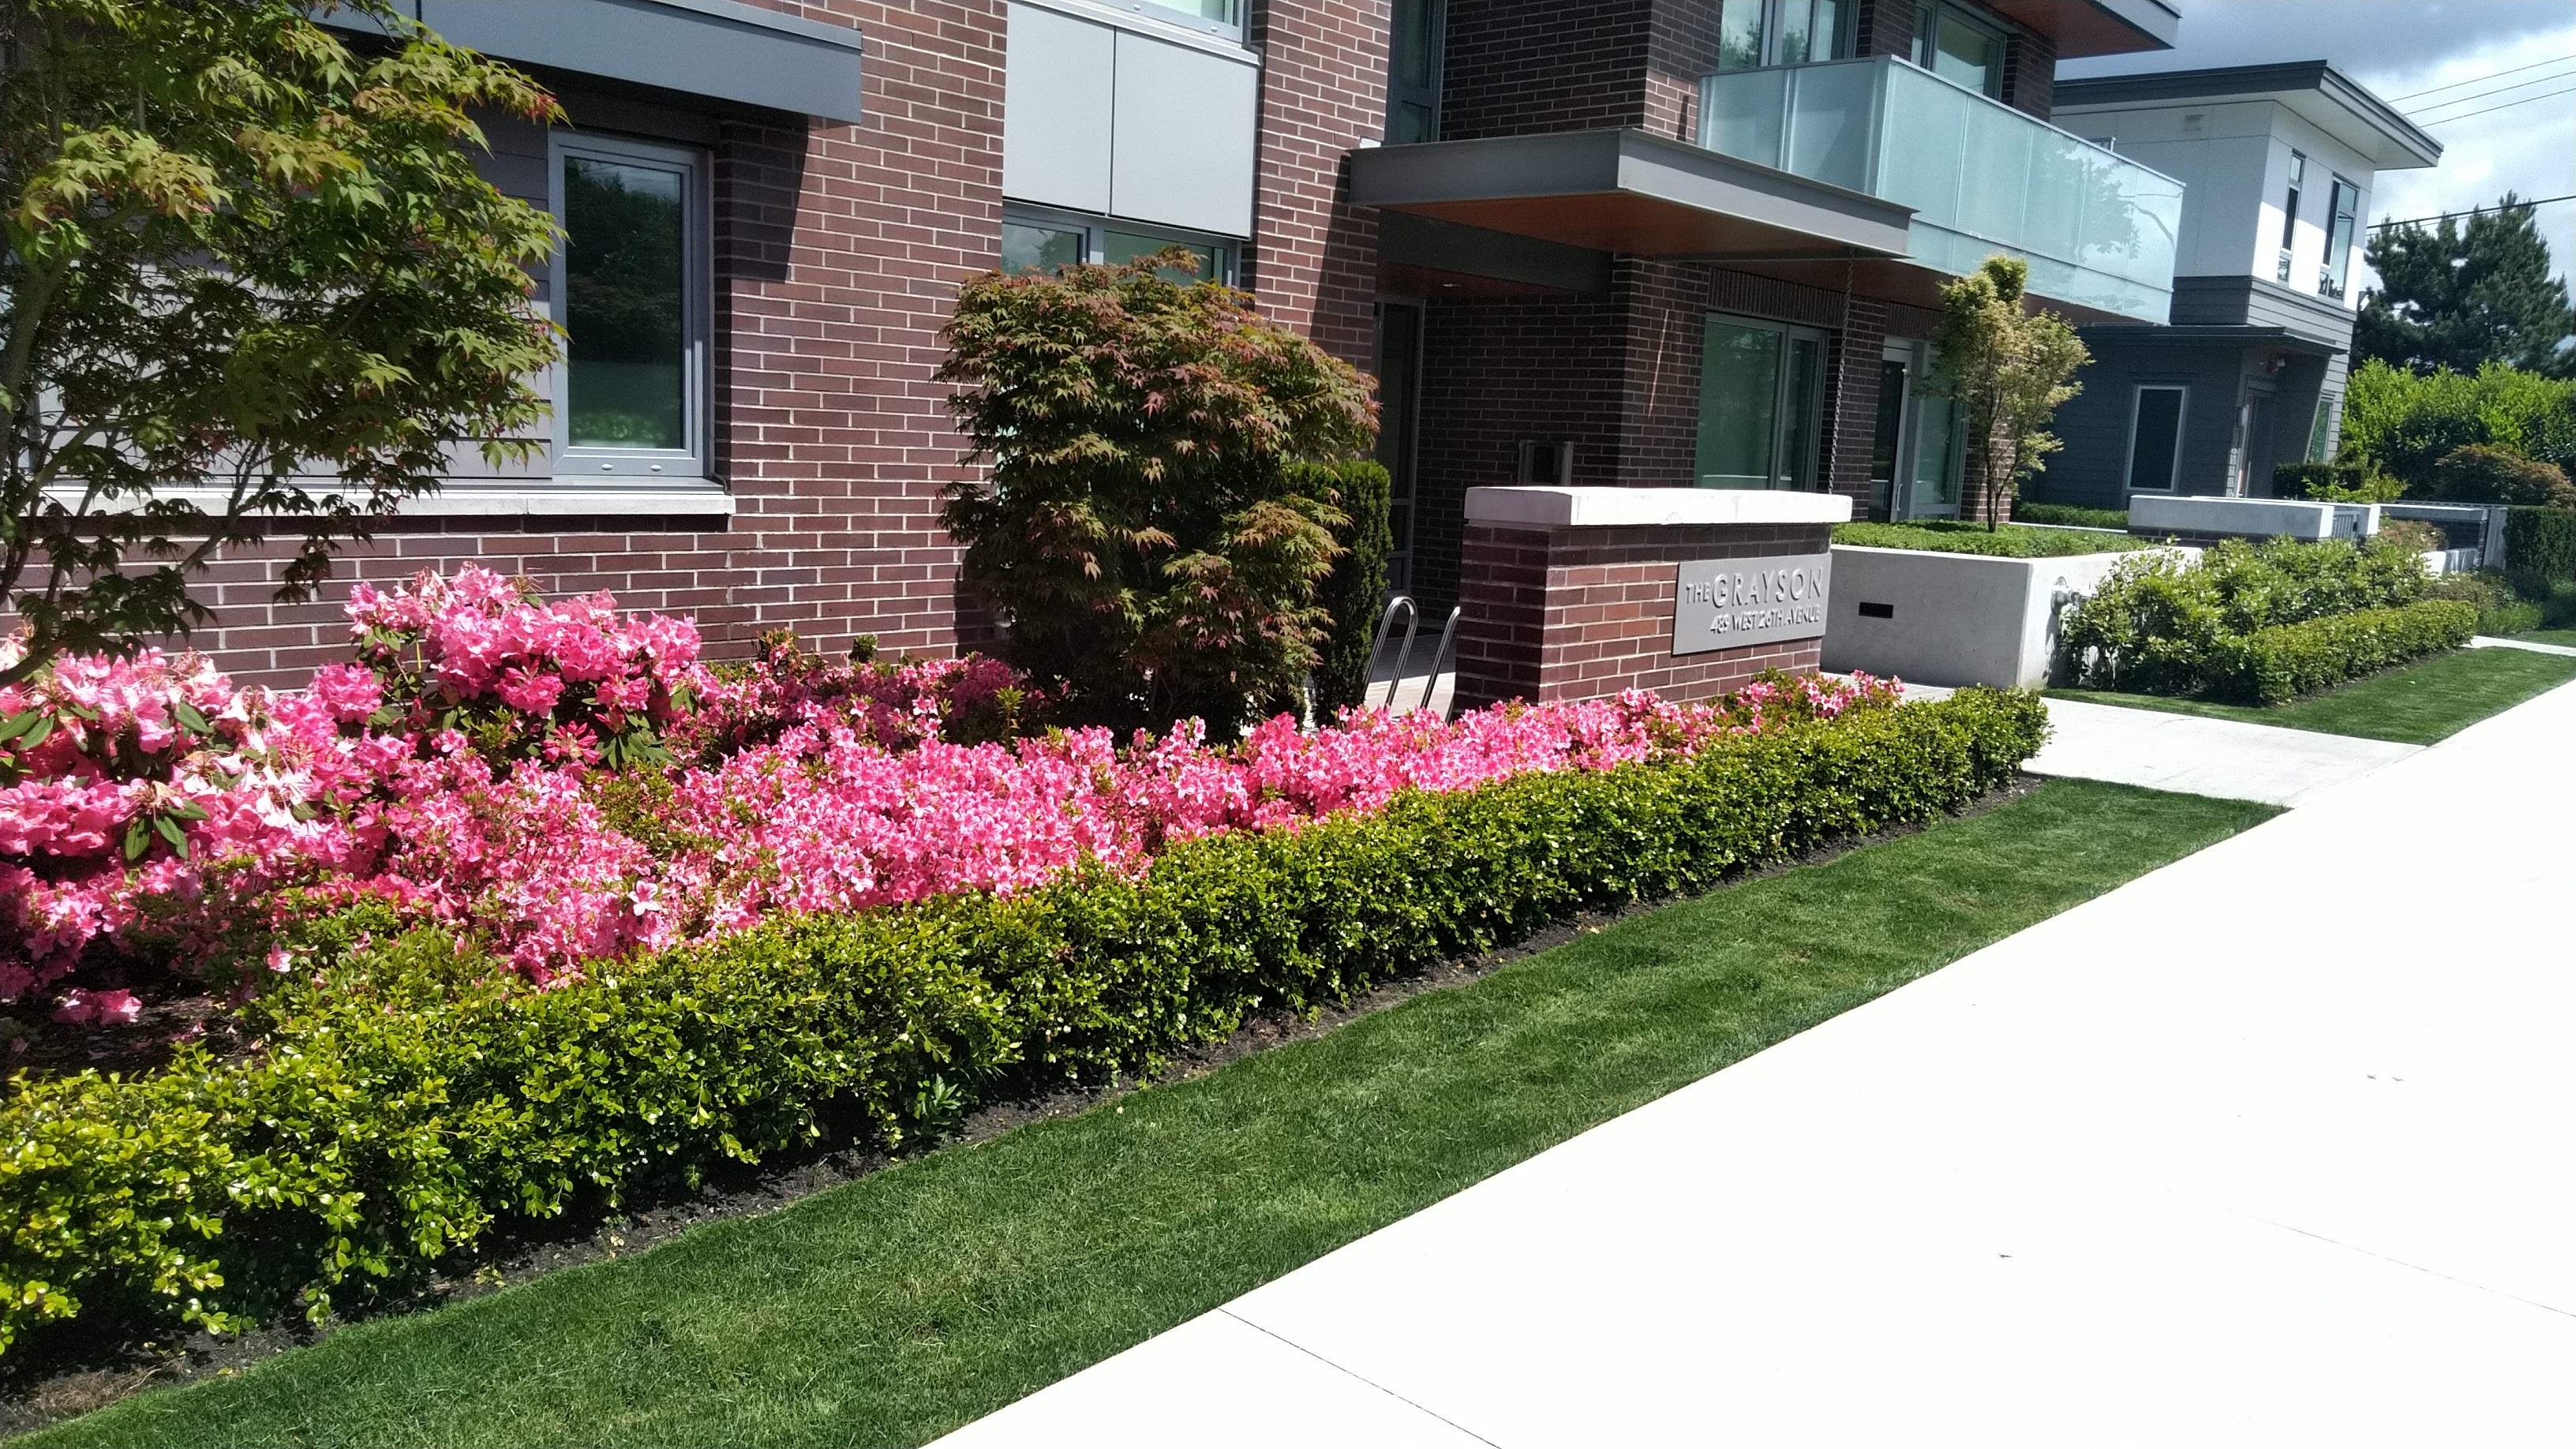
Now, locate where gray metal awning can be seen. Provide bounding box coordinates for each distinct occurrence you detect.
[2079,324,2346,357]
[331,0,867,124]
[1350,129,1914,263]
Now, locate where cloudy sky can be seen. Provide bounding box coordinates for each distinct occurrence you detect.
[2059,0,2576,288]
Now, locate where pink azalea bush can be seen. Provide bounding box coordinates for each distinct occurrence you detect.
[0,567,1898,1017]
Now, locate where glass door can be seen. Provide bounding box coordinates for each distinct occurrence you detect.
[1869,350,1910,521]
[1694,314,1828,490]
[1374,301,1424,593]
[2236,385,2276,498]
[1881,339,1961,518]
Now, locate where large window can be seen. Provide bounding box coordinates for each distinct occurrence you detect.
[2125,385,2188,493]
[1002,207,1236,285]
[2320,176,2361,301]
[1694,315,1828,491]
[1912,2,2005,98]
[1717,0,1852,69]
[2277,150,2305,283]
[552,134,711,478]
[1387,0,1444,144]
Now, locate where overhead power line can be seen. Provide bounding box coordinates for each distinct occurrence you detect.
[2402,66,2576,119]
[2388,53,2575,103]
[2370,193,2576,230]
[2417,84,2576,125]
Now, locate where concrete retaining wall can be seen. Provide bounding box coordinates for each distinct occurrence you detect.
[1822,545,2195,689]
[2130,494,2377,542]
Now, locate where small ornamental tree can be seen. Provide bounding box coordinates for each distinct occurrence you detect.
[938,251,1376,737]
[1927,255,2089,530]
[0,0,563,684]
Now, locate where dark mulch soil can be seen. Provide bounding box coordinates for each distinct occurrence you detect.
[0,776,2039,1435]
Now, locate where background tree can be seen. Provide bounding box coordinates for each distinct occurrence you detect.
[2357,195,2575,379]
[0,0,561,684]
[1927,255,2089,531]
[938,251,1376,738]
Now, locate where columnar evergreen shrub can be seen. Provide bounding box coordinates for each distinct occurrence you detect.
[1306,459,1395,717]
[0,687,2049,1356]
[2502,506,2575,587]
[2206,600,2478,704]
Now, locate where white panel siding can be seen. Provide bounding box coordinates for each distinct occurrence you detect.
[1002,3,1116,215]
[1107,30,1258,238]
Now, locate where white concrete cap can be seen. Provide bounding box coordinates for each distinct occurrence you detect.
[1464,485,1854,529]
[2129,493,2375,541]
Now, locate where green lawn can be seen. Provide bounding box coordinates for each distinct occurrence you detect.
[1833,519,2150,558]
[2050,646,2576,744]
[16,781,2275,1449]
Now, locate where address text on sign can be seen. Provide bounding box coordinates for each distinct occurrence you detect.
[1671,553,1832,655]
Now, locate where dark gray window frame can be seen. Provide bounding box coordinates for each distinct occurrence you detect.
[2123,383,2190,493]
[549,129,716,482]
[1385,0,1446,144]
[1001,203,1242,284]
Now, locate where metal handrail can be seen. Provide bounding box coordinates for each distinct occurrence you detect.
[1365,595,1420,710]
[1412,605,1461,714]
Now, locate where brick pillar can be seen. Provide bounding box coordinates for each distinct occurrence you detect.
[1453,486,1848,711]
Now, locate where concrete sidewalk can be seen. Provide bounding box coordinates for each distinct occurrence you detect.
[2024,696,2417,807]
[938,680,2576,1447]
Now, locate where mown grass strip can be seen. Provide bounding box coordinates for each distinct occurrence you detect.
[17,780,2271,1449]
[2050,646,2576,744]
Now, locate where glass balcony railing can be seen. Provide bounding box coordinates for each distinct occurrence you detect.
[1698,55,2183,322]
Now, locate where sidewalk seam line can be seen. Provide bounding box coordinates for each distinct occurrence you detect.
[2240,1214,2576,1322]
[1215,1308,1507,1447]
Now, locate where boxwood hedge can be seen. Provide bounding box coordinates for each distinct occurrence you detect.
[2207,599,2479,705]
[0,688,2046,1357]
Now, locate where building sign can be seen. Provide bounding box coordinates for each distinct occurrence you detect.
[1672,553,1833,655]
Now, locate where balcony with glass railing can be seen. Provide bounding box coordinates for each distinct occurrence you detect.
[1698,55,2183,323]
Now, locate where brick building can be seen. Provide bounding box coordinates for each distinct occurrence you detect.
[46,0,2188,685]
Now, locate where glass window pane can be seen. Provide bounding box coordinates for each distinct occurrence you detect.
[2308,391,2337,462]
[1148,0,1240,28]
[2128,388,2184,490]
[1002,220,1084,274]
[1933,13,2002,97]
[1393,0,1437,87]
[1914,391,1960,506]
[1813,0,1847,59]
[1717,0,1765,70]
[564,155,687,451]
[1106,230,1220,283]
[1779,0,1813,64]
[1695,319,1782,489]
[1778,335,1825,489]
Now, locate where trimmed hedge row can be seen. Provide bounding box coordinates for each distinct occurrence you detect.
[0,690,2049,1357]
[2208,600,2479,705]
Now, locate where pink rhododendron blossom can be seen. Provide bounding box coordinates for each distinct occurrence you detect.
[2,567,1904,1018]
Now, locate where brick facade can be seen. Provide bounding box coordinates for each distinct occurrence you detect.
[1453,520,1832,711]
[1249,0,1390,371]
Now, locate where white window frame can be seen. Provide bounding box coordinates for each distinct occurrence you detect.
[2122,384,2189,493]
[549,131,715,482]
[1002,203,1241,284]
[1133,0,1244,42]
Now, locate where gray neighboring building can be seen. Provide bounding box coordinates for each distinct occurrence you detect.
[2029,62,2439,508]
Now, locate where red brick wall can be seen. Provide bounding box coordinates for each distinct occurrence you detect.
[1438,0,1655,139]
[1413,261,1873,612]
[1454,520,1833,710]
[17,2,1005,687]
[1249,0,1389,372]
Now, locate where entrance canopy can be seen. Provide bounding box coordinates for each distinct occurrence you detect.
[1350,129,1913,265]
